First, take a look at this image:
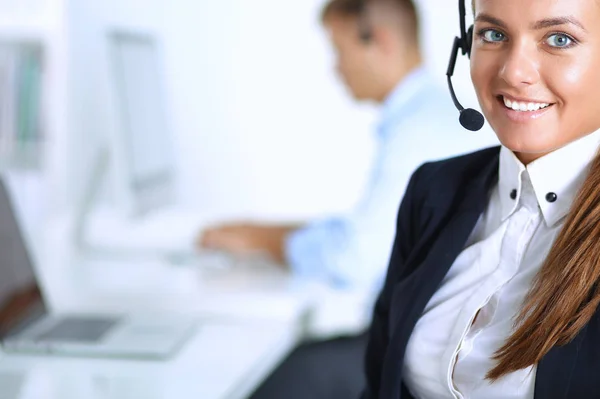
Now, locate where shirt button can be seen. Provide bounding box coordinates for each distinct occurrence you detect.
[510,189,517,200]
[546,192,558,203]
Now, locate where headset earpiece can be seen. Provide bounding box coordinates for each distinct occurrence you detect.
[466,25,474,57]
[447,0,485,131]
[358,0,373,44]
[358,0,372,43]
[359,28,373,43]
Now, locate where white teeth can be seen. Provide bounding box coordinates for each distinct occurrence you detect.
[503,96,550,112]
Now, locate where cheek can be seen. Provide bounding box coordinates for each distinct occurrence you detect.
[336,56,354,79]
[358,49,375,68]
[470,53,496,99]
[548,55,600,125]
[351,53,377,82]
[548,58,588,101]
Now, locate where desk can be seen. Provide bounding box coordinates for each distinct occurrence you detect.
[4,216,374,398]
[0,318,300,399]
[39,215,375,338]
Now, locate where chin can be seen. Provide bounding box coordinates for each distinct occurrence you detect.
[485,104,559,151]
[493,128,561,162]
[350,91,369,101]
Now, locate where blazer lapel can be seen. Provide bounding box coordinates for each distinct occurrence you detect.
[381,154,499,399]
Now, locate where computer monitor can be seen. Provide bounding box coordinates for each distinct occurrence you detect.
[107,31,176,219]
[71,30,207,263]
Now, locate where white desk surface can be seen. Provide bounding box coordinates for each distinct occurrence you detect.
[0,318,301,399]
[0,215,375,399]
[37,215,375,338]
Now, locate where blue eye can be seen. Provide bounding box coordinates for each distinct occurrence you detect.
[482,29,506,42]
[546,33,573,48]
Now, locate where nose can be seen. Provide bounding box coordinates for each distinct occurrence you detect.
[498,40,540,88]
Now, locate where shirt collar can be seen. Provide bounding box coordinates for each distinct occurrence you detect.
[499,129,600,227]
[377,66,430,138]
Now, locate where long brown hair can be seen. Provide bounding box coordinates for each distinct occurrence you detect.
[487,149,600,380]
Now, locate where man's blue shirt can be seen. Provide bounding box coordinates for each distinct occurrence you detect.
[285,67,498,291]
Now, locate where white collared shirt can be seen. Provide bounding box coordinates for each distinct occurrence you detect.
[403,130,600,399]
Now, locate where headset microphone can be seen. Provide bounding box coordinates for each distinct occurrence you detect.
[447,0,485,131]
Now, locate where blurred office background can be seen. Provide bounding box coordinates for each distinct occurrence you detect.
[0,0,491,255]
[0,1,500,395]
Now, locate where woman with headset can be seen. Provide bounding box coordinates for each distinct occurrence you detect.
[362,0,600,398]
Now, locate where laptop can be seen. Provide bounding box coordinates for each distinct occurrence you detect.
[0,179,196,359]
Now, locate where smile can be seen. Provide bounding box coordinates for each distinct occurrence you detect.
[500,95,553,112]
[496,95,555,123]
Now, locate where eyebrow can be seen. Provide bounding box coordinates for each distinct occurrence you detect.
[475,13,587,32]
[532,17,586,32]
[474,14,508,29]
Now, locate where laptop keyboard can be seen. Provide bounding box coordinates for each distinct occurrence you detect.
[35,317,120,343]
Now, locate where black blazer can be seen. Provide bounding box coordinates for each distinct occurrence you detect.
[362,146,600,399]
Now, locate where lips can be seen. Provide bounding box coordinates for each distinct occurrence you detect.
[502,97,550,112]
[495,95,554,122]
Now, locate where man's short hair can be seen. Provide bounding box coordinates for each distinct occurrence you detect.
[320,0,419,44]
[320,0,366,21]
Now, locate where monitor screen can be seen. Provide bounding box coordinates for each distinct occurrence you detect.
[110,32,175,216]
[0,180,46,338]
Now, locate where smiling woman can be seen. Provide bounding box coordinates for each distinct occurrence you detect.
[468,0,600,382]
[470,0,600,162]
[360,0,600,398]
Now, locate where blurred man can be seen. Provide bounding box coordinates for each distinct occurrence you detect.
[200,0,493,293]
[200,0,497,397]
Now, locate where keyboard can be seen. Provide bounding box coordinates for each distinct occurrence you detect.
[34,316,120,343]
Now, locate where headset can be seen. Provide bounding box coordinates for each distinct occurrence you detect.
[359,0,483,130]
[358,0,373,42]
[447,0,485,131]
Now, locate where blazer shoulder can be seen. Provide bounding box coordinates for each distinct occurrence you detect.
[419,146,500,177]
[411,146,501,204]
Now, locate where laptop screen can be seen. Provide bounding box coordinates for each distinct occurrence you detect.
[0,180,47,338]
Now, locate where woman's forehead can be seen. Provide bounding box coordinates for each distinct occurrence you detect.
[473,0,598,13]
[472,0,599,27]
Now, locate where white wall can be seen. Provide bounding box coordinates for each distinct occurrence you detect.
[63,0,495,224]
[418,0,483,115]
[161,0,377,220]
[160,0,495,221]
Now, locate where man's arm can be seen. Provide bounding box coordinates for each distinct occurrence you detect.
[283,140,419,288]
[198,223,303,264]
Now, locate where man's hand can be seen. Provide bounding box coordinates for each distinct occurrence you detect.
[197,223,302,265]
